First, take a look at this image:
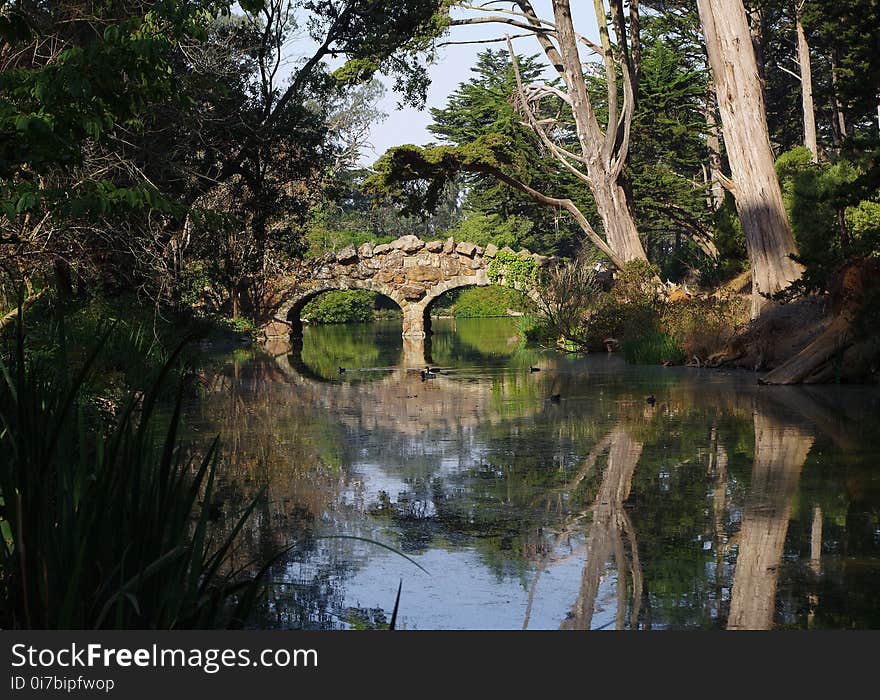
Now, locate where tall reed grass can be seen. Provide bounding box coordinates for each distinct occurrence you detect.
[0,316,267,628]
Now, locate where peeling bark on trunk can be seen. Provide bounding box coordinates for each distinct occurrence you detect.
[592,176,646,263]
[696,0,804,318]
[727,412,813,630]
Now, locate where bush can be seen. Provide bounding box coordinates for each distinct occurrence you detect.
[302,290,376,324]
[581,260,662,349]
[449,286,531,317]
[520,315,556,345]
[662,294,748,361]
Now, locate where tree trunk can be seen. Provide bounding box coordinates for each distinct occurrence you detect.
[796,12,818,162]
[704,83,725,211]
[562,425,643,629]
[727,411,813,630]
[550,0,647,264]
[831,51,848,140]
[592,176,648,262]
[696,0,803,318]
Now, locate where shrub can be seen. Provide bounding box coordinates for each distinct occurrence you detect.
[302,290,376,324]
[661,294,748,361]
[450,286,531,317]
[581,260,663,349]
[520,315,556,345]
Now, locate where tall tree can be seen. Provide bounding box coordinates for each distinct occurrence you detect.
[428,50,593,255]
[795,1,818,161]
[696,0,804,316]
[367,0,649,268]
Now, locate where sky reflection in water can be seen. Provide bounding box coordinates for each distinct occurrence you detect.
[184,318,880,630]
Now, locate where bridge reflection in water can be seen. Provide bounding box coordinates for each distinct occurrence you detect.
[189,320,880,630]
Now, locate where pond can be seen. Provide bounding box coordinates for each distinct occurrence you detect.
[185,317,880,629]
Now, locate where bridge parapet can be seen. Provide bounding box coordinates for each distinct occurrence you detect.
[268,235,557,339]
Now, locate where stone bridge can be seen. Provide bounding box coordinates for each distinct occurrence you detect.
[267,235,556,339]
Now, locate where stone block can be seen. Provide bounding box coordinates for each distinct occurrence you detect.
[407,266,442,283]
[443,237,455,254]
[336,245,357,263]
[358,242,374,258]
[373,243,391,255]
[400,284,427,300]
[484,243,498,258]
[456,241,477,257]
[440,257,460,276]
[375,270,395,284]
[392,234,425,253]
[425,240,443,252]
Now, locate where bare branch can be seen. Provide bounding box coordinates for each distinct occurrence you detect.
[437,33,533,47]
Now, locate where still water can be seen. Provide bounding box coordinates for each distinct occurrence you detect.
[187,318,880,629]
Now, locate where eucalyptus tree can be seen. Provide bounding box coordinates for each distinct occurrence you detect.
[368,0,649,268]
[695,0,804,316]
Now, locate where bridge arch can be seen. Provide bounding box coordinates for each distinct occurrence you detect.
[267,235,558,340]
[277,280,405,337]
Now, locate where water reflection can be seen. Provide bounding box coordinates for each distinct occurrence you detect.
[183,318,880,629]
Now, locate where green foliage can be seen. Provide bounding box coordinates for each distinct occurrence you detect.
[439,286,531,318]
[775,146,880,297]
[0,321,268,628]
[711,195,749,281]
[580,261,663,350]
[621,331,685,365]
[443,212,533,250]
[364,135,523,218]
[425,50,592,255]
[519,315,556,346]
[487,249,538,288]
[625,35,715,274]
[0,3,211,223]
[305,169,458,257]
[302,290,378,324]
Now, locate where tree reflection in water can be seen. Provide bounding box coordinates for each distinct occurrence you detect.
[176,320,880,629]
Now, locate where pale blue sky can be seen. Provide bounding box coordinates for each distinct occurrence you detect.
[271,2,603,165]
[364,3,602,165]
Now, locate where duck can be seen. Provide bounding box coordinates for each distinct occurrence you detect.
[338,366,346,374]
[646,394,656,406]
[420,366,438,381]
[530,366,541,373]
[548,393,561,403]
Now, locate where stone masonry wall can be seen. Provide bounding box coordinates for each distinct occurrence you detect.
[269,235,555,338]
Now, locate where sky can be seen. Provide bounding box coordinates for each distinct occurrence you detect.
[362,3,603,166]
[275,2,604,167]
